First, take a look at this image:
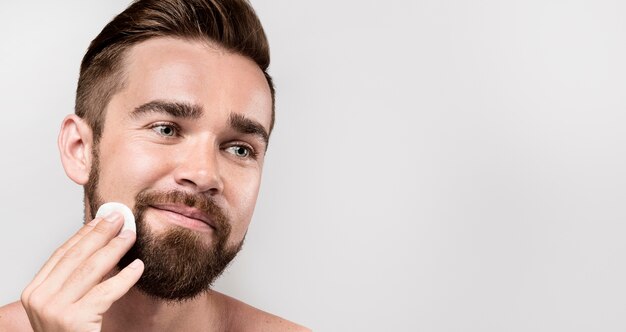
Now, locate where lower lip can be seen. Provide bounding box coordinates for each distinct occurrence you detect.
[149,207,214,232]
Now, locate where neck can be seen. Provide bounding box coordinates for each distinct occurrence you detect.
[103,287,229,332]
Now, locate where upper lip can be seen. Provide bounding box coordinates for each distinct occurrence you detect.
[150,203,216,229]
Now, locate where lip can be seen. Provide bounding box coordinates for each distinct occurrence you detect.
[149,203,216,230]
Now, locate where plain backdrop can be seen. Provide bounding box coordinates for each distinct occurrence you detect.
[1,1,626,331]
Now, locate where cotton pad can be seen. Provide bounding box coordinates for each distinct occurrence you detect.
[95,202,136,233]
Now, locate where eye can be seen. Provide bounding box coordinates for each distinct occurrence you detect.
[151,124,178,137]
[226,145,254,158]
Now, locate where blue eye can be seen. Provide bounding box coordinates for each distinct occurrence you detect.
[152,124,177,137]
[226,145,252,158]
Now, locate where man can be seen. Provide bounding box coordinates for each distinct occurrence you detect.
[0,0,309,331]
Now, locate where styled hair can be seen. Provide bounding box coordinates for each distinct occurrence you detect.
[75,0,274,142]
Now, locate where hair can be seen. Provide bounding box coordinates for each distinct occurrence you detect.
[75,0,274,143]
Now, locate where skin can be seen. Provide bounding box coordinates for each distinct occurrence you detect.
[0,37,310,332]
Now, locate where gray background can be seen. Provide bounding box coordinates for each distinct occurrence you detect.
[1,0,626,331]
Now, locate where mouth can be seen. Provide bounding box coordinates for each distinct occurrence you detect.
[149,203,216,231]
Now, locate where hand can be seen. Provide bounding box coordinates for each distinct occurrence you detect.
[21,212,144,332]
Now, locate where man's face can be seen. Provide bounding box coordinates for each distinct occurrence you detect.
[85,37,272,300]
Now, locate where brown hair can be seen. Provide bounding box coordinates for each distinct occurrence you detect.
[75,0,274,143]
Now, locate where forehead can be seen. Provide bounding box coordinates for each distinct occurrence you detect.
[110,37,272,129]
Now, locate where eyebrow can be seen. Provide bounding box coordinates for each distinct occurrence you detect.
[131,100,269,146]
[229,113,269,147]
[131,100,203,119]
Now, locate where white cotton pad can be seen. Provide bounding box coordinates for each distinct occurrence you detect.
[95,202,136,233]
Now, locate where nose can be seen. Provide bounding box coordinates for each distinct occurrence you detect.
[172,141,224,195]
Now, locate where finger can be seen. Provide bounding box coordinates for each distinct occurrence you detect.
[58,229,137,303]
[79,259,144,314]
[30,213,124,301]
[22,216,107,303]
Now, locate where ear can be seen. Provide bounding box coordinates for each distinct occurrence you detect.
[58,114,94,185]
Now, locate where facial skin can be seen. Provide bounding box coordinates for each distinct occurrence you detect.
[0,34,309,332]
[79,37,273,300]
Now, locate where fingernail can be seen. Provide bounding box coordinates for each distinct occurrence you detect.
[87,218,100,226]
[118,229,135,239]
[105,212,122,223]
[129,259,142,269]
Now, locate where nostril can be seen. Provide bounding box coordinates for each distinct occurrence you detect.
[206,187,220,196]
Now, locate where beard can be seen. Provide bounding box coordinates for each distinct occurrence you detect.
[85,147,242,302]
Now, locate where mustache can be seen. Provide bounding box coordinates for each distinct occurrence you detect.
[134,190,230,235]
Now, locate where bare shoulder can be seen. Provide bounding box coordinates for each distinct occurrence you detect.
[216,292,311,332]
[0,301,32,331]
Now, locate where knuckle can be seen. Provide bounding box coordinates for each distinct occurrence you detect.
[21,283,34,299]
[69,263,96,282]
[78,224,94,235]
[20,289,31,309]
[97,235,130,258]
[51,246,68,259]
[108,236,129,250]
[71,225,94,240]
[26,289,47,310]
[92,222,114,235]
[91,283,110,300]
[116,269,131,283]
[49,245,71,263]
[63,246,83,260]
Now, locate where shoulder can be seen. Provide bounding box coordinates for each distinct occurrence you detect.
[0,301,32,331]
[215,292,311,332]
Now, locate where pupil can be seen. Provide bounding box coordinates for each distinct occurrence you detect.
[162,127,171,135]
[237,147,246,155]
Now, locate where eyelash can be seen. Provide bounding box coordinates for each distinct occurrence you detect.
[226,143,258,160]
[148,122,258,160]
[149,122,181,138]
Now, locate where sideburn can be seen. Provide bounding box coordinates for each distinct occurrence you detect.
[85,142,102,222]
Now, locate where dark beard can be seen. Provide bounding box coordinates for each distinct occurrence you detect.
[85,148,242,302]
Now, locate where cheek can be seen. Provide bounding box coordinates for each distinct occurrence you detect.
[223,168,262,241]
[96,141,171,204]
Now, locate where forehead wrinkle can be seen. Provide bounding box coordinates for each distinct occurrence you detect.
[131,100,203,119]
